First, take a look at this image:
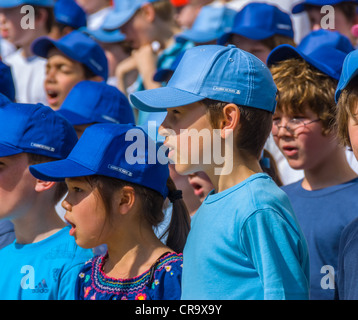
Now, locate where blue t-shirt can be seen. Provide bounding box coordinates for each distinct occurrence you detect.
[75,252,183,300]
[337,217,358,299]
[282,178,358,300]
[0,226,93,300]
[0,220,15,250]
[181,173,309,300]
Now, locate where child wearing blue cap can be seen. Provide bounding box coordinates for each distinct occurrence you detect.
[334,48,358,299]
[58,80,135,137]
[130,44,310,300]
[29,123,191,300]
[0,98,93,299]
[0,0,55,104]
[267,29,358,300]
[50,0,87,39]
[218,2,296,64]
[292,0,358,46]
[31,30,108,110]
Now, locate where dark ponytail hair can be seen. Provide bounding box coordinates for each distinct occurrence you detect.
[84,175,190,253]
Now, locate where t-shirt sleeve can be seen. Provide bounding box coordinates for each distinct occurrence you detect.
[240,209,309,300]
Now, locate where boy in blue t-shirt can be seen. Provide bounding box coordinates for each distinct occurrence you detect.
[335,48,358,299]
[129,44,310,300]
[0,95,93,300]
[267,29,358,300]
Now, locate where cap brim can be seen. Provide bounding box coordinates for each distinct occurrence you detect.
[267,44,345,80]
[29,158,96,182]
[129,86,205,112]
[80,27,126,43]
[102,8,137,31]
[57,109,91,126]
[176,30,220,43]
[292,3,305,14]
[32,37,76,61]
[335,55,358,102]
[0,143,23,157]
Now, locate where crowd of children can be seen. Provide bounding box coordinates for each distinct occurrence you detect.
[1,0,358,300]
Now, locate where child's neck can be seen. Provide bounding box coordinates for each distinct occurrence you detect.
[302,148,357,190]
[209,154,262,193]
[104,226,171,279]
[12,205,66,244]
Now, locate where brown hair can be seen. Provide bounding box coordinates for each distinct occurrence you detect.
[34,6,55,33]
[335,77,358,149]
[26,153,67,205]
[152,0,175,22]
[269,58,338,135]
[83,175,190,253]
[260,34,296,51]
[202,98,273,159]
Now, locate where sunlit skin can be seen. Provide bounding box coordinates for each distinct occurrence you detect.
[0,154,37,220]
[306,6,356,45]
[44,48,88,110]
[347,106,358,160]
[228,34,272,64]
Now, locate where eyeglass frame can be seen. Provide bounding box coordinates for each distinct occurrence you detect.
[272,117,320,135]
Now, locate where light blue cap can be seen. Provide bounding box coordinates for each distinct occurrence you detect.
[130,44,277,113]
[102,0,160,31]
[0,0,55,7]
[176,5,237,44]
[58,80,135,125]
[292,0,358,14]
[335,49,358,102]
[29,123,170,198]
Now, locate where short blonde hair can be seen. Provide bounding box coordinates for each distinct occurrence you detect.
[335,77,358,149]
[269,58,337,135]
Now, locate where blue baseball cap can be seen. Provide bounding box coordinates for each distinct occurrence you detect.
[130,44,277,113]
[218,2,294,45]
[0,60,15,102]
[80,26,126,44]
[267,29,354,80]
[58,80,135,125]
[102,0,160,31]
[31,30,108,81]
[29,123,170,198]
[292,0,358,14]
[335,49,358,102]
[54,0,87,29]
[0,102,77,159]
[0,0,55,8]
[175,5,237,44]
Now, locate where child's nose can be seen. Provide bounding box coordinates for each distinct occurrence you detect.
[61,199,72,211]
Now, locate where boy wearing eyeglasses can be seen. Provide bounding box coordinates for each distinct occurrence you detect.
[267,29,358,300]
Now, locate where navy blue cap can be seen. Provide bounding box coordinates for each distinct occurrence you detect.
[130,44,277,113]
[54,0,87,29]
[0,102,77,159]
[175,5,237,44]
[335,49,358,101]
[58,80,135,125]
[267,29,354,80]
[29,123,170,198]
[292,0,358,14]
[218,2,294,44]
[31,30,108,81]
[0,60,15,102]
[0,0,55,8]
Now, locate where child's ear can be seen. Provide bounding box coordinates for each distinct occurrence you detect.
[34,180,56,193]
[141,3,156,23]
[115,186,136,215]
[219,103,240,139]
